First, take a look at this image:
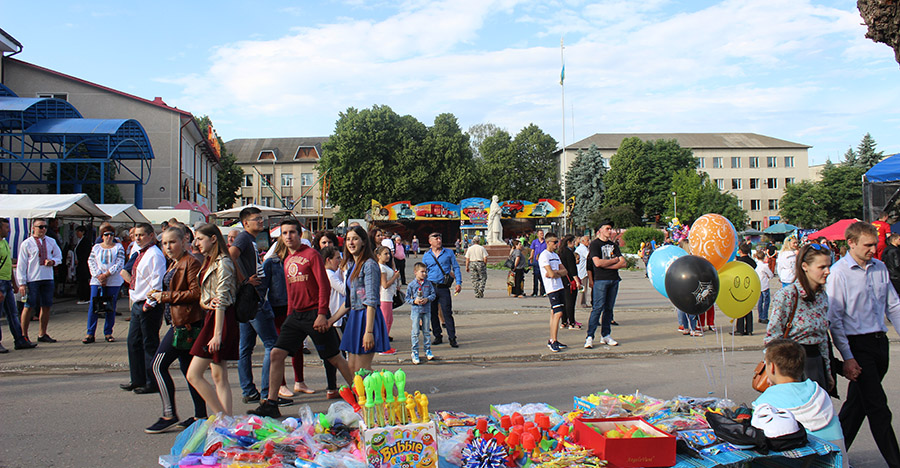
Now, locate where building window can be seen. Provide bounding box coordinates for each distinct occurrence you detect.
[751,220,761,230]
[261,174,272,186]
[257,150,277,161]
[324,197,331,208]
[241,197,253,205]
[696,158,705,169]
[281,173,294,187]
[300,173,314,186]
[242,174,253,187]
[767,156,777,168]
[731,178,742,190]
[715,178,724,190]
[37,92,68,101]
[767,178,778,189]
[737,199,744,209]
[749,157,759,168]
[785,177,795,185]
[260,197,273,207]
[731,157,741,168]
[300,196,313,209]
[713,157,723,169]
[283,197,294,209]
[750,178,760,189]
[750,200,761,211]
[784,156,794,168]
[768,199,779,210]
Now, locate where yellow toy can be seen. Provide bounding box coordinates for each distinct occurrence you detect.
[406,393,419,423]
[415,391,430,423]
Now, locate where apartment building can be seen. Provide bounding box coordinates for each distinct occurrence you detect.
[225,137,333,231]
[558,133,810,230]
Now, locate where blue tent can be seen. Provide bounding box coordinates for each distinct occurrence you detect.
[865,153,900,183]
[863,153,900,222]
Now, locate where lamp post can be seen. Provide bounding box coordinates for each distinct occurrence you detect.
[672,191,677,219]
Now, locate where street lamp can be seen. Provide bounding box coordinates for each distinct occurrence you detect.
[672,191,677,219]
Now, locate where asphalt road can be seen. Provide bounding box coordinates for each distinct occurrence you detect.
[1,349,893,468]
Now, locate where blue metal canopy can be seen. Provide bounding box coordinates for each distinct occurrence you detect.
[864,153,900,183]
[0,96,82,131]
[25,118,154,161]
[0,83,16,97]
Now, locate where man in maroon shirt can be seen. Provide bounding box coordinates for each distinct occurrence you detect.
[249,219,352,417]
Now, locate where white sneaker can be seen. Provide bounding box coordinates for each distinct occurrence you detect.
[411,354,420,365]
[601,336,618,346]
[426,352,435,361]
[584,336,593,349]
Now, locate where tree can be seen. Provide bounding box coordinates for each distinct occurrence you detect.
[423,113,476,202]
[819,162,866,222]
[564,144,606,228]
[467,123,502,159]
[216,152,243,210]
[589,204,641,229]
[477,129,518,200]
[856,133,884,169]
[842,147,857,166]
[667,169,748,229]
[858,0,900,67]
[780,180,829,228]
[511,124,561,201]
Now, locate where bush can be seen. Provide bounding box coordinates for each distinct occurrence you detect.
[621,227,665,253]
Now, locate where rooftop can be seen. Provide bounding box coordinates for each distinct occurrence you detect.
[226,137,329,164]
[563,133,811,151]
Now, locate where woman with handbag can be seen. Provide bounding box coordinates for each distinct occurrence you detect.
[509,240,527,298]
[186,224,240,416]
[84,224,126,344]
[144,226,207,434]
[764,242,835,393]
[377,246,400,355]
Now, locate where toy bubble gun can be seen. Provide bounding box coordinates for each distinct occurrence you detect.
[214,427,257,447]
[363,374,376,428]
[382,370,397,426]
[370,372,386,427]
[405,392,419,423]
[394,368,408,424]
[415,391,430,423]
[339,385,361,412]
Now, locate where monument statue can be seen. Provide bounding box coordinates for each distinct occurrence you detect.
[486,195,504,245]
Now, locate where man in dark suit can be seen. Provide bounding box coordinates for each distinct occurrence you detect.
[74,226,92,304]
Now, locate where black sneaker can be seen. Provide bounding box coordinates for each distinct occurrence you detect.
[275,397,294,407]
[449,339,459,348]
[145,417,179,434]
[556,341,568,349]
[432,336,443,345]
[242,391,261,404]
[14,340,37,350]
[610,321,619,326]
[175,417,197,429]
[133,386,159,394]
[549,341,561,353]
[37,334,57,343]
[248,400,281,418]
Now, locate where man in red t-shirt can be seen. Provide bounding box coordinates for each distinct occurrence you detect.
[873,212,892,260]
[249,219,352,418]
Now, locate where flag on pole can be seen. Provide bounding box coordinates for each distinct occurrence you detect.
[560,64,565,86]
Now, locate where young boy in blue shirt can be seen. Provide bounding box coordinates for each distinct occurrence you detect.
[406,262,436,364]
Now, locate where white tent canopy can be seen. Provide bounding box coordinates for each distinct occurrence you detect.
[97,204,150,224]
[0,194,109,219]
[212,204,291,219]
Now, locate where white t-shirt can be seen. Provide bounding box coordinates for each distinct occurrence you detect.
[756,261,774,292]
[379,263,398,302]
[327,268,346,327]
[538,250,564,293]
[381,238,395,253]
[575,243,589,279]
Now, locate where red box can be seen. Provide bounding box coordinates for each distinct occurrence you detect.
[573,417,676,468]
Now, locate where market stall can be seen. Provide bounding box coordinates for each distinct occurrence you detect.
[97,203,151,225]
[0,193,109,259]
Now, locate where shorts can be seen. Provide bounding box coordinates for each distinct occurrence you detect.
[26,280,54,308]
[274,309,341,360]
[547,290,565,314]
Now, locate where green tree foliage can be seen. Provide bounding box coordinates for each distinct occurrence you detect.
[467,123,502,159]
[778,158,865,228]
[195,115,243,210]
[478,124,561,202]
[423,113,476,202]
[564,144,606,228]
[856,133,885,169]
[604,138,696,221]
[780,180,829,228]
[588,204,642,229]
[621,226,665,253]
[667,169,748,229]
[477,129,518,200]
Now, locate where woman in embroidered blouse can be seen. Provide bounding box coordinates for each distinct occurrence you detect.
[84,224,126,344]
[765,243,834,392]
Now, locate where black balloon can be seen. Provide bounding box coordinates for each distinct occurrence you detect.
[664,255,720,315]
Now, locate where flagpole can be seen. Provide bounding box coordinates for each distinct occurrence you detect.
[560,37,567,235]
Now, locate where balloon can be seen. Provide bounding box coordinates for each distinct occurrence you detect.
[716,261,761,319]
[647,245,688,298]
[665,256,720,315]
[725,217,739,263]
[688,214,737,271]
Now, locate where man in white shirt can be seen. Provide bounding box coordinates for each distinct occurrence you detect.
[539,232,568,353]
[16,218,62,343]
[464,236,489,298]
[120,223,166,395]
[575,236,590,308]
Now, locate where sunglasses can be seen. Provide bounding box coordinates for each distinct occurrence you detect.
[102,232,115,237]
[808,243,830,252]
[34,225,47,229]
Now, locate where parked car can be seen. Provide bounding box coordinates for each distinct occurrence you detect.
[396,203,415,220]
[501,200,525,217]
[529,201,554,217]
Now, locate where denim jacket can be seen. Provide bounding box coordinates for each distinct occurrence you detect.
[406,278,436,316]
[345,258,380,310]
[259,256,288,307]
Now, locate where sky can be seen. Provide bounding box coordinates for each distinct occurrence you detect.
[3,0,899,165]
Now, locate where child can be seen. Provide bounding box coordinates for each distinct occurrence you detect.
[376,246,399,355]
[755,249,774,324]
[754,338,847,467]
[406,262,436,364]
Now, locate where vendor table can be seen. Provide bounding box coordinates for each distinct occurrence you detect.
[673,435,842,467]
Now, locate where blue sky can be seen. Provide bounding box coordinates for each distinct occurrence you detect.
[3,0,898,165]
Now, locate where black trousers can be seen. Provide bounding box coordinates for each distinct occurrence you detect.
[532,267,545,296]
[395,258,406,285]
[152,326,207,419]
[430,287,456,341]
[511,269,525,296]
[562,284,576,325]
[840,332,900,467]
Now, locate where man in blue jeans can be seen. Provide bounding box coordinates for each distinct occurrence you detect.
[0,218,36,352]
[424,232,463,347]
[585,220,625,349]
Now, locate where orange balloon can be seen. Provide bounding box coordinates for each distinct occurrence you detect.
[688,214,737,271]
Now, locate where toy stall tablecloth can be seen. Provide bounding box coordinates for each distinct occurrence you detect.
[673,435,842,468]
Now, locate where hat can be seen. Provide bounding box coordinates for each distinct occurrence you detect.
[596,219,614,230]
[751,404,800,438]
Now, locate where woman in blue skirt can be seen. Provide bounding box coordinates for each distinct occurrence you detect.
[328,226,390,373]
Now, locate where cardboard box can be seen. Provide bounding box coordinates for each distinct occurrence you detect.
[573,417,676,468]
[359,420,438,468]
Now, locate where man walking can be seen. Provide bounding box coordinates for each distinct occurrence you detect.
[120,223,166,394]
[827,221,900,467]
[883,233,900,297]
[540,232,568,352]
[17,218,62,343]
[423,232,462,347]
[231,207,280,404]
[0,218,36,352]
[575,235,590,308]
[585,221,625,349]
[464,236,488,298]
[529,230,546,297]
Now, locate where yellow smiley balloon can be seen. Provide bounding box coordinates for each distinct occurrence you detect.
[715,261,761,319]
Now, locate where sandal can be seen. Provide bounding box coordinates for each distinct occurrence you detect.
[293,383,316,394]
[105,335,116,342]
[82,335,95,344]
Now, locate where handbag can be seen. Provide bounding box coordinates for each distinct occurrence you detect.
[752,286,798,392]
[173,323,201,350]
[504,257,515,270]
[234,281,260,323]
[430,251,454,287]
[392,289,404,309]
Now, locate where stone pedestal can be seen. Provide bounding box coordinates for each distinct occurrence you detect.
[484,244,511,264]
